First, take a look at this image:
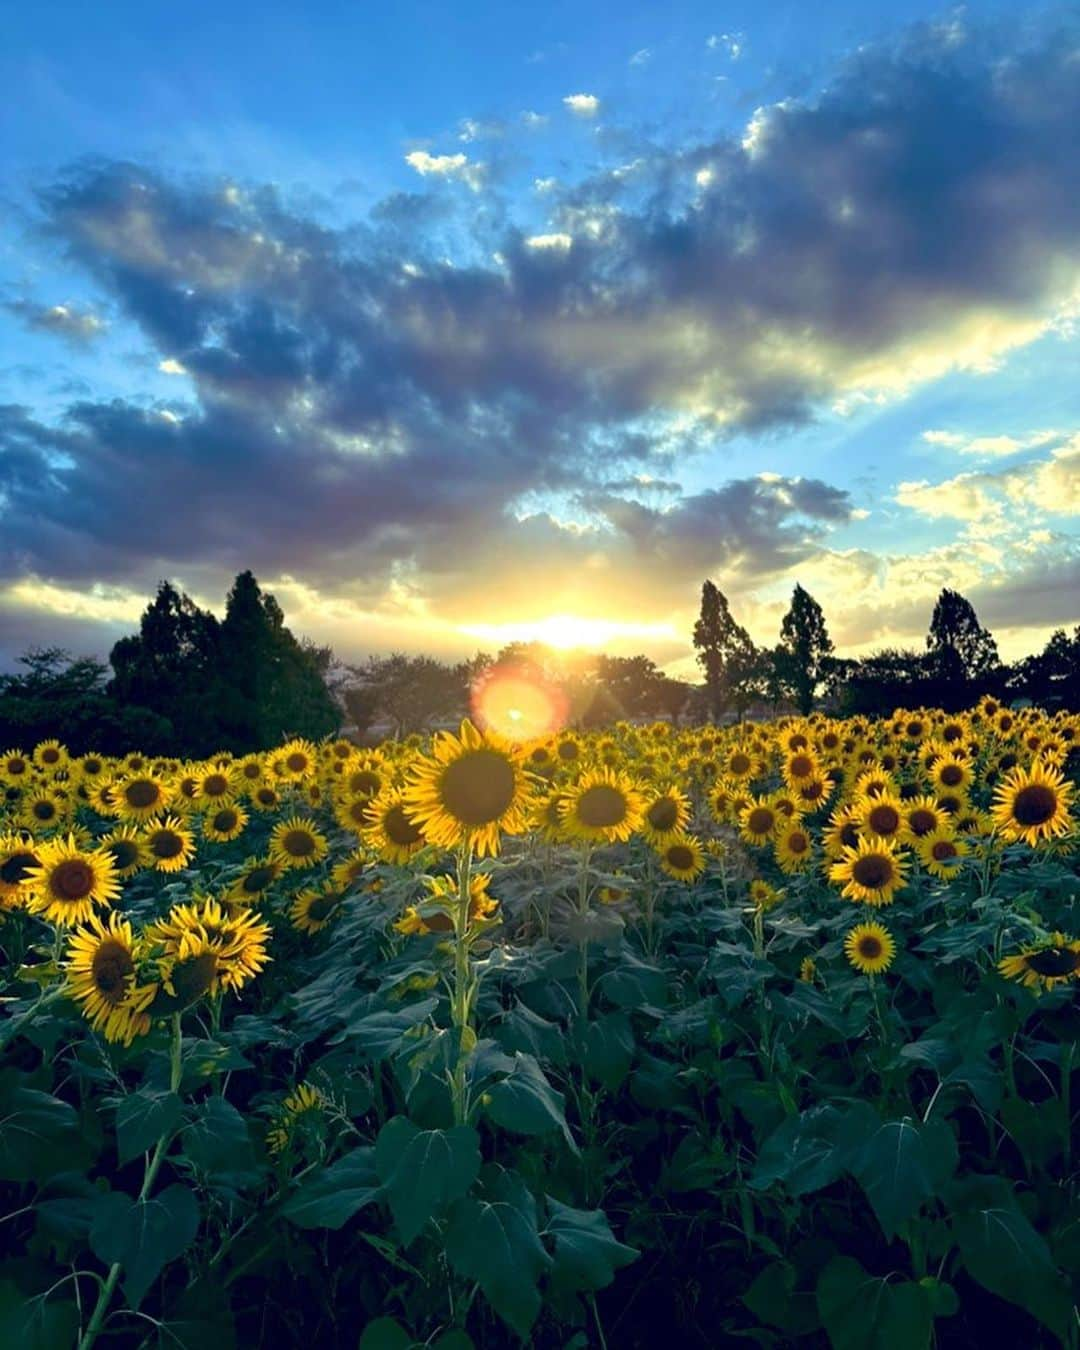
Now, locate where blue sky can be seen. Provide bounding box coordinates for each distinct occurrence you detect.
[1,1,1077,673]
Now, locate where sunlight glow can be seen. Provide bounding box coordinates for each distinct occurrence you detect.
[470,663,569,740]
[460,614,679,651]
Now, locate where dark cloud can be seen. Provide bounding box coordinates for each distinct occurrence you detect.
[1,17,1078,640]
[5,299,106,343]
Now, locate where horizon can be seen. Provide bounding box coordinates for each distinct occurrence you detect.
[2,1,1078,675]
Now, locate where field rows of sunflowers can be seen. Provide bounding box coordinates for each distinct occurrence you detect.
[0,697,1077,1348]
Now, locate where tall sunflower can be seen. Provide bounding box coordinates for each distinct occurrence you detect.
[403,720,534,858]
[0,833,42,907]
[268,816,329,870]
[829,837,908,907]
[290,884,347,934]
[64,912,155,1045]
[362,788,427,864]
[24,835,121,926]
[641,785,691,844]
[991,758,1074,847]
[739,796,781,847]
[916,828,970,880]
[226,856,284,903]
[98,825,150,878]
[142,816,196,873]
[775,820,814,874]
[202,803,249,843]
[844,921,896,975]
[114,774,173,822]
[560,768,644,845]
[656,833,706,882]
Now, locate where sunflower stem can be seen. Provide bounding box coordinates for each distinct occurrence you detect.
[450,843,475,1126]
[576,844,592,1024]
[78,1014,183,1350]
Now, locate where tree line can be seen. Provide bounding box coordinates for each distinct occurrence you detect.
[691,580,1080,718]
[1,572,1077,756]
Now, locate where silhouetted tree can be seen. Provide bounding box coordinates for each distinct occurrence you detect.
[779,584,834,714]
[927,588,999,683]
[347,653,464,737]
[1012,626,1080,709]
[693,582,758,720]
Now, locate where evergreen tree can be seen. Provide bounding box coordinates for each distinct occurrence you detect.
[926,588,999,682]
[692,581,758,720]
[778,584,834,715]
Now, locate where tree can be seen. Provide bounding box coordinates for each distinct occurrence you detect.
[692,581,758,720]
[346,654,464,738]
[1012,626,1080,709]
[778,584,834,715]
[926,588,999,683]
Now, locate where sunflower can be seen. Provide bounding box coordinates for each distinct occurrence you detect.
[226,856,284,903]
[928,756,973,796]
[739,796,781,847]
[98,825,150,878]
[916,828,970,880]
[111,773,172,823]
[19,788,67,833]
[829,838,908,907]
[844,921,896,975]
[266,1083,326,1155]
[290,883,347,934]
[362,788,427,864]
[799,956,817,983]
[794,775,832,813]
[147,897,270,994]
[1,751,33,785]
[331,848,371,890]
[250,784,282,813]
[196,765,238,808]
[334,793,376,834]
[0,833,42,908]
[395,871,499,936]
[268,816,329,870]
[722,745,759,784]
[142,816,196,873]
[852,769,896,801]
[202,803,249,843]
[782,750,821,791]
[657,833,706,882]
[64,912,155,1045]
[560,768,644,844]
[235,755,265,789]
[24,835,121,926]
[822,806,862,861]
[775,820,814,873]
[404,720,534,858]
[641,786,691,844]
[341,761,385,799]
[277,739,317,782]
[749,878,782,911]
[998,933,1080,991]
[991,758,1074,847]
[33,739,69,771]
[902,794,947,842]
[857,793,906,844]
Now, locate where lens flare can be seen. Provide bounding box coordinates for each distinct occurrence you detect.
[470,664,568,741]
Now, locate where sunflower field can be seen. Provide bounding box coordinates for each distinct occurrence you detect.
[0,698,1078,1350]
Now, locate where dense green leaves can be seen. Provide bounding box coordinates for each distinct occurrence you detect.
[0,1075,82,1181]
[544,1197,638,1291]
[116,1087,182,1165]
[484,1052,574,1145]
[374,1117,481,1244]
[817,1257,935,1350]
[89,1183,200,1307]
[281,1148,382,1229]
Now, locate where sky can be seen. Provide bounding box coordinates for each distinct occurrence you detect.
[1,0,1078,677]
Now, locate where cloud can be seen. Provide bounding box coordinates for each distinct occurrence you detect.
[525,232,573,251]
[6,300,106,343]
[629,49,651,67]
[706,32,744,59]
[404,150,486,191]
[563,93,600,118]
[920,427,1060,457]
[897,434,1080,521]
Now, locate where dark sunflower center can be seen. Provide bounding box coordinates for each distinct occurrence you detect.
[908,809,936,837]
[576,784,629,829]
[858,936,883,959]
[345,800,371,825]
[931,840,957,861]
[786,831,809,854]
[50,859,94,901]
[1,851,37,885]
[92,940,133,1002]
[822,734,839,750]
[257,789,277,805]
[730,753,752,775]
[439,750,516,826]
[852,855,893,889]
[308,894,341,921]
[557,741,579,762]
[242,763,261,779]
[385,805,424,846]
[943,725,962,742]
[800,780,825,801]
[6,757,27,774]
[906,722,923,738]
[1012,784,1057,827]
[789,755,814,779]
[243,865,276,892]
[349,770,381,796]
[999,753,1018,772]
[840,822,860,849]
[125,779,159,809]
[648,799,679,831]
[286,753,309,773]
[868,805,900,835]
[939,763,964,787]
[203,774,230,798]
[1025,948,1080,977]
[213,809,238,832]
[747,807,774,835]
[789,734,809,751]
[283,829,316,857]
[530,747,550,764]
[33,801,57,821]
[667,845,694,870]
[41,748,60,764]
[170,952,218,1004]
[149,830,184,860]
[108,839,140,868]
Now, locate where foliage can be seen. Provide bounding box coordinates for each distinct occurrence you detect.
[780,583,834,715]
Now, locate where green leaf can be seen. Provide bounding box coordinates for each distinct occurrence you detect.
[331,999,437,1059]
[849,1117,956,1239]
[116,1087,182,1166]
[0,1279,80,1350]
[445,1180,552,1339]
[282,1147,382,1230]
[374,1117,480,1244]
[751,1106,846,1197]
[953,1200,1071,1340]
[816,1256,932,1350]
[182,1096,258,1190]
[544,1197,638,1291]
[485,1053,575,1148]
[582,1011,635,1091]
[357,1317,413,1350]
[89,1183,200,1308]
[0,1075,81,1181]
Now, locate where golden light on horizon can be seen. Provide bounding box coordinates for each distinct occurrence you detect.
[460,613,679,651]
